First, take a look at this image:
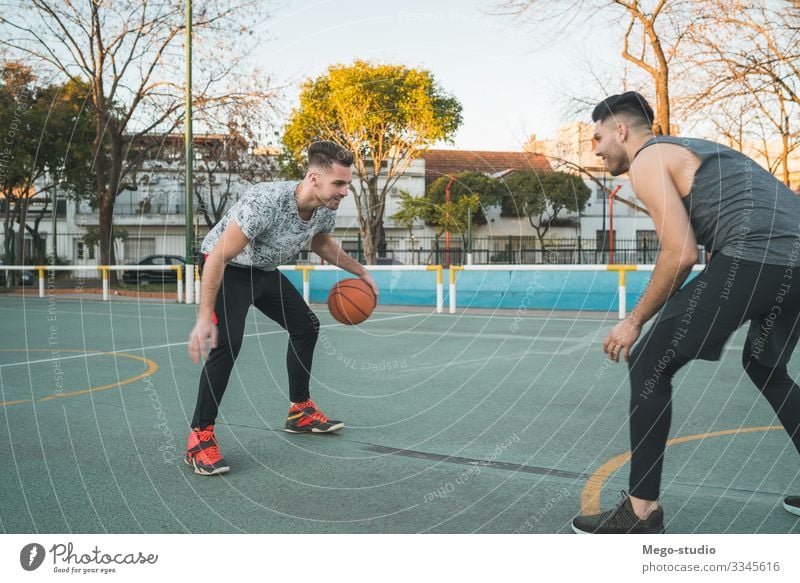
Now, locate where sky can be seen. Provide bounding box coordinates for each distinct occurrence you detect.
[253,0,622,152]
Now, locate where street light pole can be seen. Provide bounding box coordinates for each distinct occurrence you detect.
[184,0,194,303]
[185,0,194,261]
[51,175,57,259]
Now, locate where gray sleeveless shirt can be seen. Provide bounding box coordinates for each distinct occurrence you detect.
[638,136,800,266]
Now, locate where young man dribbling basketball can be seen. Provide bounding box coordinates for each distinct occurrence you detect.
[185,141,378,476]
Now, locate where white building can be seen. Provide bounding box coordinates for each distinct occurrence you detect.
[526,121,658,261]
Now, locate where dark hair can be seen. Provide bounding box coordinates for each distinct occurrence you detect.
[591,91,655,130]
[307,141,354,169]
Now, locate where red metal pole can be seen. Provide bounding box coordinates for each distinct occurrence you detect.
[445,176,455,267]
[608,185,622,264]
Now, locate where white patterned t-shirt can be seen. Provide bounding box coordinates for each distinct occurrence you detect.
[200,181,336,270]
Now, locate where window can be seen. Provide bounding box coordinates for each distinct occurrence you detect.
[596,185,608,202]
[636,230,658,248]
[636,230,659,263]
[126,238,156,263]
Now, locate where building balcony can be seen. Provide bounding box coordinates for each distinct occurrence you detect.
[74,201,191,226]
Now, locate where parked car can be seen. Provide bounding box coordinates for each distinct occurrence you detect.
[19,269,36,286]
[0,259,35,286]
[123,255,186,285]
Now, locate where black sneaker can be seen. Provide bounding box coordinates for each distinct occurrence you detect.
[285,399,344,433]
[784,496,800,517]
[572,491,665,534]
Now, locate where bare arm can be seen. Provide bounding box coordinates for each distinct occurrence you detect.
[310,233,379,297]
[188,220,251,363]
[603,146,699,362]
[626,148,699,326]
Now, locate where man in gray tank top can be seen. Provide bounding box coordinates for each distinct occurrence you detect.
[572,92,800,534]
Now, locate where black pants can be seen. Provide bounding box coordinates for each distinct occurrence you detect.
[191,265,320,428]
[628,253,800,500]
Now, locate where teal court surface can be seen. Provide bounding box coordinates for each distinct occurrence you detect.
[1,293,799,534]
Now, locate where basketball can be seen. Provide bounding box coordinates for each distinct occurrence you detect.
[327,278,377,325]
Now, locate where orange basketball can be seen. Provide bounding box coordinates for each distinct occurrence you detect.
[327,278,377,325]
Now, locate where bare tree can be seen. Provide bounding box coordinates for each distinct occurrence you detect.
[0,0,277,264]
[192,132,279,228]
[681,0,800,185]
[494,0,706,135]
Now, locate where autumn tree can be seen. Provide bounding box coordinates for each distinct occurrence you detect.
[282,60,462,264]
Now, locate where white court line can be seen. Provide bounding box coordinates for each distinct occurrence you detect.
[0,296,616,323]
[0,305,194,321]
[0,313,425,369]
[361,326,601,345]
[0,299,752,371]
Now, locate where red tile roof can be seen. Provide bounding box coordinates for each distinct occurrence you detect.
[422,149,552,188]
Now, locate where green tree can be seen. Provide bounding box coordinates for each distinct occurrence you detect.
[283,60,462,264]
[392,190,480,247]
[426,171,503,225]
[0,62,94,265]
[391,191,434,235]
[499,170,591,250]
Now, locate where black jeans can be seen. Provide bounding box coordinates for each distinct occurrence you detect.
[191,265,320,428]
[627,254,800,500]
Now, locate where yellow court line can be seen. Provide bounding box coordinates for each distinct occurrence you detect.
[581,425,785,514]
[0,349,158,407]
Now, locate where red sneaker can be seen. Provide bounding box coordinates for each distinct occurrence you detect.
[285,399,344,433]
[185,424,230,475]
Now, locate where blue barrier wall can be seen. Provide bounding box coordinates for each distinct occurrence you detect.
[281,268,700,312]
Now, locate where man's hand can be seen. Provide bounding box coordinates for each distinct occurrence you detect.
[360,270,379,298]
[188,317,218,364]
[603,318,642,363]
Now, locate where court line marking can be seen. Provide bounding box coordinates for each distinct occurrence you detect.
[580,425,785,514]
[0,296,621,323]
[0,349,158,407]
[0,313,424,370]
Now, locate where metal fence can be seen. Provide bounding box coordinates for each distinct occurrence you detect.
[359,236,706,266]
[0,230,706,267]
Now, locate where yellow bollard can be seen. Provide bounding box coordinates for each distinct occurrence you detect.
[295,266,315,304]
[175,265,184,304]
[607,265,637,319]
[101,267,110,301]
[427,265,444,313]
[449,266,463,314]
[37,267,45,298]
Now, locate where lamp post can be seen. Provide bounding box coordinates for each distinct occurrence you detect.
[51,174,58,259]
[184,0,194,303]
